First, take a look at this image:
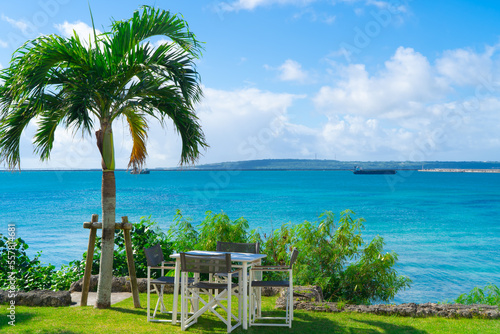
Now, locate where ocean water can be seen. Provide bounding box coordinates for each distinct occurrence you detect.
[1,169,499,304]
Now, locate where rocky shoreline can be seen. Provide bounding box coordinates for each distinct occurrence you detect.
[275,286,500,319]
[292,301,500,319]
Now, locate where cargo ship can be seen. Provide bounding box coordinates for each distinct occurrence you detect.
[353,166,396,175]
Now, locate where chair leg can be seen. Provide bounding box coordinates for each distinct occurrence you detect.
[248,271,255,326]
[181,273,186,330]
[147,267,151,322]
[289,270,293,327]
[227,279,231,333]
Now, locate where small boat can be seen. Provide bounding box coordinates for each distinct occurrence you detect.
[130,167,150,174]
[353,166,396,175]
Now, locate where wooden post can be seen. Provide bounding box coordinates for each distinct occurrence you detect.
[81,214,98,306]
[80,214,140,308]
[122,216,140,308]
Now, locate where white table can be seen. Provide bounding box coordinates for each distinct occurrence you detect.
[170,251,266,330]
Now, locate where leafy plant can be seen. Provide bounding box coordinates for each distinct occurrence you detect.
[196,211,250,250]
[0,235,55,291]
[167,209,199,252]
[262,210,412,304]
[91,216,173,278]
[454,284,500,306]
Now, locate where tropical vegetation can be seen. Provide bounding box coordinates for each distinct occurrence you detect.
[1,210,412,305]
[0,6,207,308]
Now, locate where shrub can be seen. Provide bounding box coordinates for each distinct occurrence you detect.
[90,215,173,278]
[168,209,261,252]
[262,210,412,304]
[0,235,55,291]
[454,284,500,306]
[167,209,199,252]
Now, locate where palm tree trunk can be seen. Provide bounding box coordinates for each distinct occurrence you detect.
[95,125,116,309]
[96,170,116,308]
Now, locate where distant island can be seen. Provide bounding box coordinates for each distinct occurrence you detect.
[5,159,500,172]
[158,159,500,171]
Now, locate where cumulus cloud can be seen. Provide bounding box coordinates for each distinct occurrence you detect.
[269,59,310,83]
[54,21,101,46]
[436,46,498,86]
[307,43,500,161]
[194,86,305,163]
[1,14,34,35]
[314,47,448,119]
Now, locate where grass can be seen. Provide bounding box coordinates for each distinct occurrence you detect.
[1,294,499,334]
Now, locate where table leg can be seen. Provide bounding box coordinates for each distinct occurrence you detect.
[242,261,248,330]
[172,258,181,325]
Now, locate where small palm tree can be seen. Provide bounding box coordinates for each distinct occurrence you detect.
[0,6,207,308]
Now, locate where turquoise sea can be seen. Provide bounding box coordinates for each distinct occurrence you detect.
[1,169,499,304]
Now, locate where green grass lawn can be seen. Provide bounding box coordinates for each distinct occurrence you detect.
[1,294,499,334]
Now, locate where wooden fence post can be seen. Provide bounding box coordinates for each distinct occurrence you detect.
[122,216,140,308]
[81,214,98,306]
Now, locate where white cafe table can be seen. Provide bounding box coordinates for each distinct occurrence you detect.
[170,250,266,330]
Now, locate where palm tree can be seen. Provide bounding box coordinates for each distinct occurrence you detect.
[0,6,207,308]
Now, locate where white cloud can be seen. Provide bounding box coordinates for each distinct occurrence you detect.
[309,44,500,161]
[1,14,34,35]
[0,40,8,48]
[195,86,305,163]
[292,8,336,23]
[436,46,497,86]
[315,47,447,119]
[276,59,309,83]
[54,21,101,46]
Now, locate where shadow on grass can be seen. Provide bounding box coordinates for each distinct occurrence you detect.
[0,312,35,330]
[110,306,147,316]
[240,310,347,333]
[351,319,429,334]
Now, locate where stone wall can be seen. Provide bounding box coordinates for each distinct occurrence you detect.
[0,290,71,307]
[275,286,500,319]
[70,275,172,294]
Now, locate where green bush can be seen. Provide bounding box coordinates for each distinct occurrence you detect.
[167,209,261,252]
[261,210,412,304]
[90,216,173,278]
[167,209,199,252]
[454,284,500,306]
[0,235,57,291]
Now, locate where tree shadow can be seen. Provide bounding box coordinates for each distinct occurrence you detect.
[350,319,429,334]
[109,306,146,316]
[0,312,35,330]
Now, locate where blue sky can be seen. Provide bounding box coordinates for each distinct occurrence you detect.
[1,0,500,169]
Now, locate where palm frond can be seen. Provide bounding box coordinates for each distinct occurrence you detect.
[110,6,203,59]
[121,107,148,169]
[0,103,37,168]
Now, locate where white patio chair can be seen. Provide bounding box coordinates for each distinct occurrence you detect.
[249,247,299,328]
[214,241,260,282]
[180,252,242,333]
[144,244,193,323]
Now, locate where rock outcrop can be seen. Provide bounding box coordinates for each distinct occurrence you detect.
[274,286,500,319]
[0,290,71,307]
[70,275,169,293]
